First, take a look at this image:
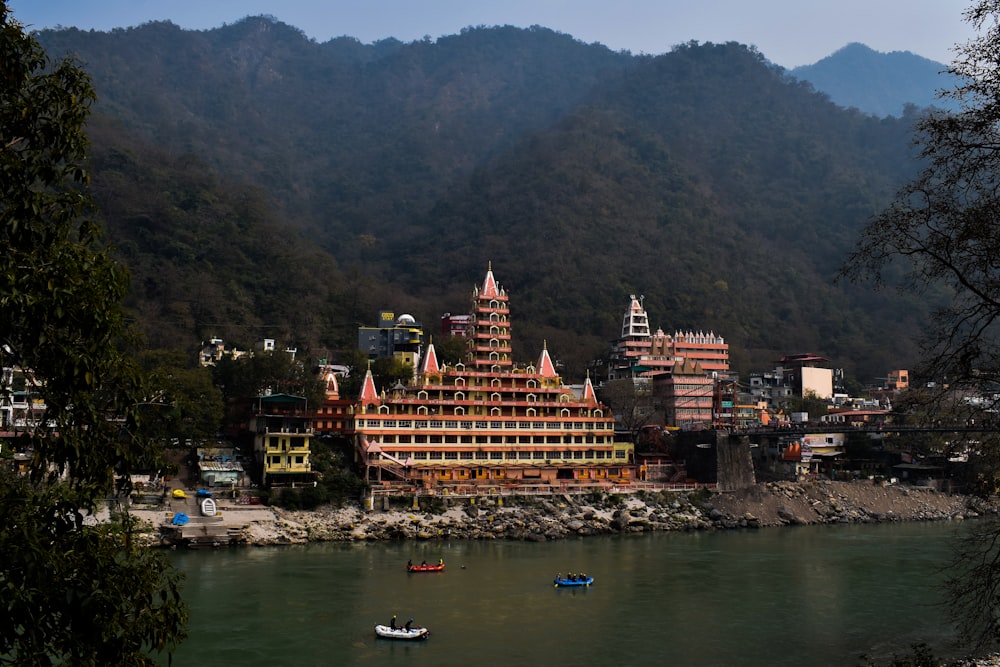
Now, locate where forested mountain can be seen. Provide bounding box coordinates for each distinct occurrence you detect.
[35,18,940,383]
[791,43,959,117]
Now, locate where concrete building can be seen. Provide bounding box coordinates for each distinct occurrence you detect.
[887,370,909,391]
[440,312,472,338]
[779,354,834,399]
[249,393,315,487]
[357,311,424,368]
[653,358,715,428]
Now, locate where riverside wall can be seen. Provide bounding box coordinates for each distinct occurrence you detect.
[133,480,999,548]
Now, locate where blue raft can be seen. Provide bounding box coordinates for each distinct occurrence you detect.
[553,575,593,587]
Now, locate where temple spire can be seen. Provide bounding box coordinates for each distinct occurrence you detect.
[481,261,499,297]
[322,366,340,398]
[536,340,557,378]
[358,362,381,406]
[582,370,599,405]
[421,339,440,375]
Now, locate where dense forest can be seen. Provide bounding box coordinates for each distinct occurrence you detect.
[35,18,947,383]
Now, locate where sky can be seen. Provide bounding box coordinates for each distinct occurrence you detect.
[9,0,977,69]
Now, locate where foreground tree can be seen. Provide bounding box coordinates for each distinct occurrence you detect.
[0,4,187,664]
[844,1,1000,650]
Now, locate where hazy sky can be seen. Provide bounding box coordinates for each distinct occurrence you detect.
[9,0,976,69]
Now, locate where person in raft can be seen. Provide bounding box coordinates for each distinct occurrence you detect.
[390,614,398,630]
[405,618,414,631]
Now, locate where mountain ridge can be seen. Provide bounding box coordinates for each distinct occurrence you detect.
[791,41,958,117]
[34,19,945,383]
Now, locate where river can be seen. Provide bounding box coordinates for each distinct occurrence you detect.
[167,520,971,666]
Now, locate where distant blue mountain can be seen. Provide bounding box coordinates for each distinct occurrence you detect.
[790,42,959,117]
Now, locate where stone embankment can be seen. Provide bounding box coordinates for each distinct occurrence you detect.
[132,480,998,547]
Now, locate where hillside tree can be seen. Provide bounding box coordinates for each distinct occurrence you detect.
[0,4,187,664]
[843,0,1000,650]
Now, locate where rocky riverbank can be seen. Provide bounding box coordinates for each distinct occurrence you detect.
[131,479,998,547]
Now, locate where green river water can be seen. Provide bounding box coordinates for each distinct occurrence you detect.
[167,520,972,667]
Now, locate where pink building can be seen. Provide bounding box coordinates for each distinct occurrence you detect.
[353,265,635,493]
[609,295,729,380]
[653,359,715,428]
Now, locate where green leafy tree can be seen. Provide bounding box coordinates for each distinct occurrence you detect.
[782,390,829,420]
[597,378,654,438]
[433,334,468,366]
[212,350,325,432]
[0,5,186,663]
[136,349,224,445]
[844,1,1000,650]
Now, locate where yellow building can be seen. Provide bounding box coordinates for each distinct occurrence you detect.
[250,393,315,487]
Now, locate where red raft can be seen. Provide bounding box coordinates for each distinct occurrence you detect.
[407,562,445,572]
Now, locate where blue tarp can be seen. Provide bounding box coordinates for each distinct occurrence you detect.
[172,512,190,526]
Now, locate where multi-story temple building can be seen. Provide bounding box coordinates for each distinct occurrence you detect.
[608,295,730,380]
[353,265,635,493]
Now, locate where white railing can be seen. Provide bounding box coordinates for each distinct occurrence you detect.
[368,480,715,498]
